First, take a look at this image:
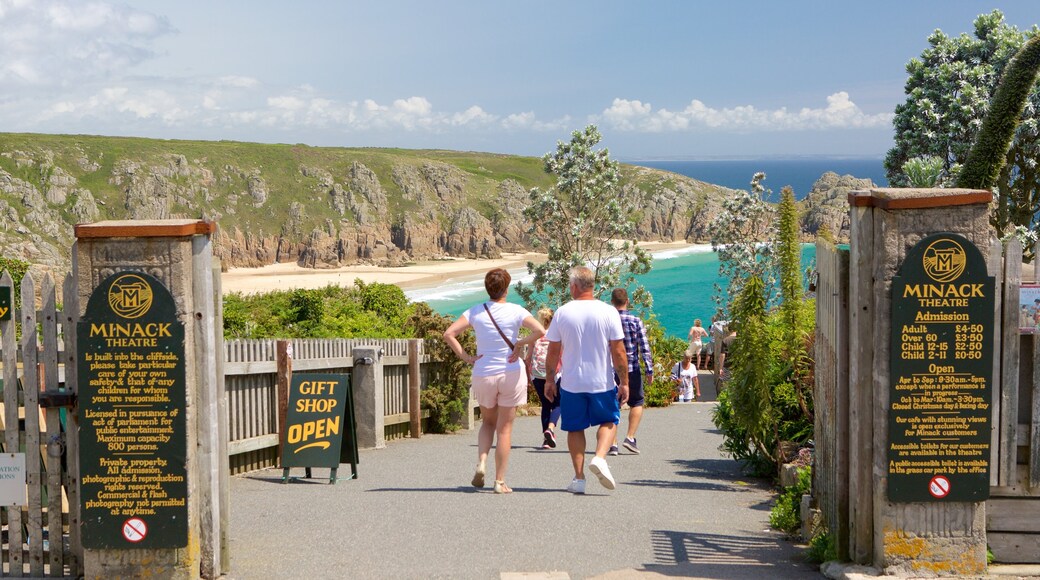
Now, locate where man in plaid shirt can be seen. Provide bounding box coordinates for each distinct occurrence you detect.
[609,288,653,455]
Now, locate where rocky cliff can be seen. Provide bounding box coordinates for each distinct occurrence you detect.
[801,172,876,243]
[0,134,739,281]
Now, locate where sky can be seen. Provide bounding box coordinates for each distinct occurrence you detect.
[0,1,1037,159]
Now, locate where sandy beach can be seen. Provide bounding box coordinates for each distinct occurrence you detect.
[220,240,694,295]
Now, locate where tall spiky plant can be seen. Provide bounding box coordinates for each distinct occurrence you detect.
[957,34,1040,190]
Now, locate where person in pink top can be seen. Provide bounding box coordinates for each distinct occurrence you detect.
[443,268,545,494]
[525,307,562,449]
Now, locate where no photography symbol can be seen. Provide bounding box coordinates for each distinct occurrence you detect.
[122,517,147,543]
[928,475,951,499]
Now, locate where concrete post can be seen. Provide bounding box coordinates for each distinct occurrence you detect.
[848,188,993,576]
[352,346,385,449]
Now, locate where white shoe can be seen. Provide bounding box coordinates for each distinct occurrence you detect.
[566,478,586,494]
[589,456,616,490]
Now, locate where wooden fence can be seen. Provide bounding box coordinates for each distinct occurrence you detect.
[224,337,442,474]
[0,267,455,575]
[814,238,1040,563]
[0,271,78,577]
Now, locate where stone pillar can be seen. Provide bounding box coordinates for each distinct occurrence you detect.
[352,347,385,449]
[848,188,993,576]
[74,219,223,579]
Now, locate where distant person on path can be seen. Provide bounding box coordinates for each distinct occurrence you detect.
[610,288,652,455]
[686,319,709,368]
[443,268,545,494]
[526,307,561,449]
[671,354,699,402]
[544,266,628,494]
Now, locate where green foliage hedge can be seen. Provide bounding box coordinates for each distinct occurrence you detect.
[223,281,415,340]
[223,282,473,433]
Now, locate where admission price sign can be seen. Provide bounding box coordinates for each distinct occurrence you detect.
[888,233,994,502]
[78,272,188,548]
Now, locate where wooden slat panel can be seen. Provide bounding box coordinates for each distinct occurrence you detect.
[847,205,874,564]
[1031,236,1040,490]
[1002,237,1022,486]
[62,273,81,575]
[39,274,64,575]
[226,434,280,455]
[989,239,1005,487]
[992,464,1040,498]
[1,271,23,576]
[987,497,1040,532]
[21,274,44,577]
[988,532,1040,564]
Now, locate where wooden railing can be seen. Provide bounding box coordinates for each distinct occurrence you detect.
[222,338,448,474]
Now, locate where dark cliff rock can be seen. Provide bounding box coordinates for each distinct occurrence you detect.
[801,172,875,243]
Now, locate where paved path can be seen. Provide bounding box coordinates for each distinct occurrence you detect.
[227,373,822,579]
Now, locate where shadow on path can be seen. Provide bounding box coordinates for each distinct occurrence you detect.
[639,530,811,579]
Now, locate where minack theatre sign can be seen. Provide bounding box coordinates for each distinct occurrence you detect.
[78,272,188,548]
[888,233,994,502]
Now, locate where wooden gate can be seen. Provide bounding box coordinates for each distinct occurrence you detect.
[814,238,1040,563]
[0,271,80,577]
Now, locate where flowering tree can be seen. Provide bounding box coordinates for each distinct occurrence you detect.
[710,172,777,318]
[516,125,652,309]
[884,10,1040,235]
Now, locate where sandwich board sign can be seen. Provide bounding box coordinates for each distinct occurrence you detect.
[281,373,357,483]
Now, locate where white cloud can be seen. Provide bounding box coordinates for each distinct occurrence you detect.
[0,0,172,86]
[597,92,893,132]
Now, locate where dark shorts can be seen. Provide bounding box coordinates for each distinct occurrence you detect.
[614,369,645,407]
[627,369,645,407]
[560,388,620,432]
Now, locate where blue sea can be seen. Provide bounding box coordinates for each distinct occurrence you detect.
[410,245,816,340]
[629,157,887,200]
[411,158,857,337]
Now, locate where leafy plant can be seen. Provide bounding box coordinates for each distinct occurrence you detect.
[406,302,473,433]
[516,125,652,310]
[711,178,815,477]
[805,530,837,564]
[885,10,1040,237]
[769,466,811,535]
[710,172,778,318]
[901,156,947,188]
[0,257,30,288]
[957,33,1040,194]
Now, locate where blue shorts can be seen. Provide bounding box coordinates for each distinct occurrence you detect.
[560,388,620,432]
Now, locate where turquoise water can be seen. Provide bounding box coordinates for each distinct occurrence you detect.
[409,245,816,339]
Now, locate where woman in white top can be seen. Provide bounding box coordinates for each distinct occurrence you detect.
[671,353,700,402]
[443,268,545,494]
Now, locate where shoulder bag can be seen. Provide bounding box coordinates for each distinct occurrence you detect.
[483,303,515,350]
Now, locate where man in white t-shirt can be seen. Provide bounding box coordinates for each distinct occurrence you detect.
[544,266,629,494]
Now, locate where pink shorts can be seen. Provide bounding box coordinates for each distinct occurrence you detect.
[471,367,527,409]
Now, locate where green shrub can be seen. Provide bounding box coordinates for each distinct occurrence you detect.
[712,388,774,477]
[421,383,465,433]
[0,257,30,287]
[805,529,837,564]
[769,466,811,535]
[406,302,472,433]
[644,376,676,407]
